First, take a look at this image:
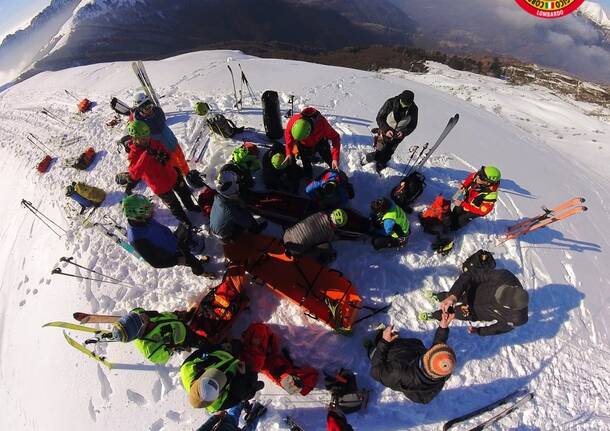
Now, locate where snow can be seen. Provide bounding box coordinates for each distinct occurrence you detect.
[1,50,610,430]
[579,1,610,30]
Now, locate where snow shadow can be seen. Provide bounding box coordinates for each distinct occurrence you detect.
[237,129,283,147]
[100,191,126,208]
[327,114,373,128]
[165,112,191,126]
[406,283,584,369]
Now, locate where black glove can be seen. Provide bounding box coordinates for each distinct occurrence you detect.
[115,172,130,185]
[147,148,169,165]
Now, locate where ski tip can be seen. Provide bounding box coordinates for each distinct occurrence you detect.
[73,312,86,322]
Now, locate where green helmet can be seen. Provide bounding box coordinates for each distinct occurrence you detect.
[127,120,150,138]
[271,153,286,170]
[231,147,250,164]
[480,166,501,183]
[330,208,348,227]
[122,194,153,221]
[194,101,210,116]
[291,118,312,140]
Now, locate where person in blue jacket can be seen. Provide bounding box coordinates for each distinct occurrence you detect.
[122,194,212,276]
[305,169,353,209]
[210,171,267,243]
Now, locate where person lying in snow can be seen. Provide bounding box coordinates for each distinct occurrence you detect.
[262,143,304,194]
[305,169,354,209]
[122,194,212,276]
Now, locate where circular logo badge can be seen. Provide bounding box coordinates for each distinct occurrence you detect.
[514,0,586,19]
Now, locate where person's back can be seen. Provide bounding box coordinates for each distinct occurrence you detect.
[128,218,178,268]
[283,212,335,256]
[471,269,529,334]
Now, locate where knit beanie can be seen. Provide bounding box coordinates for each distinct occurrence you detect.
[422,343,455,379]
[112,310,148,342]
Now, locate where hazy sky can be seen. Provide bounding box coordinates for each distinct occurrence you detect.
[0,0,51,42]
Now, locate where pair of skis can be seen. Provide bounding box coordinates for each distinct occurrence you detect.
[443,389,534,430]
[94,214,143,260]
[43,320,116,369]
[187,119,211,163]
[132,60,160,107]
[227,62,257,110]
[497,197,587,244]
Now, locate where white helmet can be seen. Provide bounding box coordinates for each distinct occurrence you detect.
[198,377,221,403]
[134,92,151,109]
[217,170,239,197]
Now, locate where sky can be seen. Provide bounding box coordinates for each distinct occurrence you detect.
[0,0,51,42]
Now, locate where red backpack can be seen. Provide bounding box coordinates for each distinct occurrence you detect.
[78,99,92,113]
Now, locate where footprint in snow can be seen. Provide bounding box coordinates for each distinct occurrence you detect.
[152,379,162,402]
[166,411,181,422]
[97,365,113,401]
[126,389,147,406]
[88,399,97,422]
[19,300,26,307]
[150,418,164,431]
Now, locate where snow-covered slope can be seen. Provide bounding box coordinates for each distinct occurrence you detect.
[1,50,609,430]
[579,1,610,31]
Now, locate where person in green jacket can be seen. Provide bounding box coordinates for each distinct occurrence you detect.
[180,349,263,412]
[370,197,410,250]
[111,308,209,364]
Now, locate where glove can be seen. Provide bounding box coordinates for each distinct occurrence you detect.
[115,172,130,185]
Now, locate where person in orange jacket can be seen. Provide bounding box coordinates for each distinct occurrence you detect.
[284,107,341,178]
[451,165,501,230]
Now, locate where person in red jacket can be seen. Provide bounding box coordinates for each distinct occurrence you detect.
[451,165,501,230]
[127,120,200,226]
[284,107,341,178]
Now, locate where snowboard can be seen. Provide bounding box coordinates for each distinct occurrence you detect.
[224,234,362,333]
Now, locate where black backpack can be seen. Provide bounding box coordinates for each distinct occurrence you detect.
[261,90,283,140]
[324,368,368,414]
[391,171,425,211]
[206,113,244,138]
[462,249,496,273]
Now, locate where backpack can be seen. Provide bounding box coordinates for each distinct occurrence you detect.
[37,155,53,174]
[391,172,426,211]
[419,195,451,234]
[462,249,496,273]
[324,368,368,414]
[110,97,131,116]
[66,182,106,210]
[69,147,96,170]
[197,186,217,217]
[206,113,244,138]
[78,98,92,113]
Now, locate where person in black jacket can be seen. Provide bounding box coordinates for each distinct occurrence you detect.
[364,90,419,172]
[430,268,529,336]
[368,313,456,404]
[262,144,303,194]
[122,194,212,277]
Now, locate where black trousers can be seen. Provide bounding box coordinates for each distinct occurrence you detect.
[372,236,405,250]
[297,139,333,177]
[158,175,197,225]
[450,206,480,231]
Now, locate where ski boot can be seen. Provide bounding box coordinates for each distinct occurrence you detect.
[423,290,440,304]
[432,237,454,255]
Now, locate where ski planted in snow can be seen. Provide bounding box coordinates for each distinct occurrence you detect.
[132,61,160,106]
[62,331,114,369]
[73,312,121,324]
[498,198,587,244]
[414,114,459,170]
[284,416,304,431]
[443,390,533,431]
[227,64,242,110]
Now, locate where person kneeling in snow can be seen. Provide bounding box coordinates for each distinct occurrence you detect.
[305,169,354,209]
[122,194,212,277]
[181,348,264,412]
[210,170,267,243]
[428,267,528,336]
[262,144,304,194]
[451,165,500,230]
[369,197,410,250]
[126,120,200,226]
[283,209,348,264]
[367,313,456,404]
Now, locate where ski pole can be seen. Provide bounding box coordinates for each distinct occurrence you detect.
[406,143,429,176]
[21,199,67,237]
[41,108,69,127]
[59,256,129,285]
[64,89,80,102]
[239,64,257,104]
[51,267,135,288]
[26,133,55,154]
[227,64,241,111]
[400,145,419,176]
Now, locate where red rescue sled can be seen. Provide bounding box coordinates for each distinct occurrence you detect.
[224,234,362,333]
